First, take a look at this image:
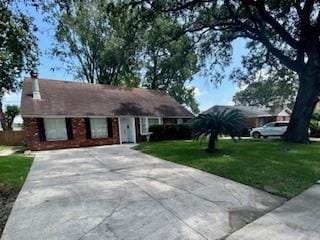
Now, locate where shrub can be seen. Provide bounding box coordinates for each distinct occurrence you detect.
[310,121,320,137]
[177,124,192,139]
[148,125,165,141]
[310,111,320,137]
[149,123,191,141]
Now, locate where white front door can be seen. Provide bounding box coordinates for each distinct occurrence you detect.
[120,117,136,143]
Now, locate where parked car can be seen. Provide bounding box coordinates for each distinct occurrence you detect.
[251,121,289,138]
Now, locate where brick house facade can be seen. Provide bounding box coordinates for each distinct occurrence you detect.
[21,77,194,151]
[24,118,120,151]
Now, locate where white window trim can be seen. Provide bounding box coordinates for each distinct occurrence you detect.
[44,118,68,141]
[139,117,162,135]
[90,118,108,139]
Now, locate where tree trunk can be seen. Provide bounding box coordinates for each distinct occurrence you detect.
[0,101,8,131]
[7,122,13,131]
[284,61,320,143]
[207,130,216,152]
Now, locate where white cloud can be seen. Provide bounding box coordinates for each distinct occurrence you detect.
[193,86,208,97]
[225,100,235,106]
[186,84,208,97]
[3,92,21,106]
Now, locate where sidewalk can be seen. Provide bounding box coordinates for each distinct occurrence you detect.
[0,147,24,156]
[227,182,320,240]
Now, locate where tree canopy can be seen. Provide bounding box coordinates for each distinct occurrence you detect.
[0,0,38,130]
[233,78,297,109]
[142,16,200,113]
[51,0,142,86]
[123,0,320,142]
[4,105,20,130]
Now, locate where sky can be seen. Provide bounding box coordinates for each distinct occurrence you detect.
[3,5,248,113]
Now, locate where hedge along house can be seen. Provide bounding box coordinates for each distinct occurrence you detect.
[21,76,194,151]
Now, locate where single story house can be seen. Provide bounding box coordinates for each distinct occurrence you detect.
[204,105,292,128]
[21,76,193,150]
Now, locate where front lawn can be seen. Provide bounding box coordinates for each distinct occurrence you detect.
[135,139,320,198]
[0,154,33,235]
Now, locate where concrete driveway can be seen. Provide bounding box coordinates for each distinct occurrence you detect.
[2,145,284,240]
[227,183,320,240]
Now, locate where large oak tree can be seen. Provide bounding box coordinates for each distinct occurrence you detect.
[127,0,320,143]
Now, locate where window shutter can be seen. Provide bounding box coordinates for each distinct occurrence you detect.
[85,118,91,139]
[66,118,73,140]
[107,118,113,138]
[37,118,46,141]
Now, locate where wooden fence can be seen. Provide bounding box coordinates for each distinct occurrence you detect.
[0,131,25,146]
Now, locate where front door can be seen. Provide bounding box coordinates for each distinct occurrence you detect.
[120,117,135,143]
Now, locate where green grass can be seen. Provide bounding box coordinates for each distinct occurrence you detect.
[135,139,320,198]
[0,153,33,235]
[0,154,33,189]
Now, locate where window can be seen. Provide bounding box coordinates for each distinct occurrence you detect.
[264,122,275,128]
[275,122,288,127]
[177,118,183,124]
[140,117,148,135]
[44,118,67,141]
[258,118,266,127]
[148,118,161,127]
[140,117,161,135]
[90,118,108,138]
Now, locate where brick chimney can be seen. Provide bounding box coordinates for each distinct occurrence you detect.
[30,71,41,100]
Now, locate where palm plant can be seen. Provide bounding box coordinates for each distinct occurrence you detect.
[192,108,245,152]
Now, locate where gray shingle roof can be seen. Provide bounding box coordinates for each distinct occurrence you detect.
[21,78,194,118]
[203,105,272,117]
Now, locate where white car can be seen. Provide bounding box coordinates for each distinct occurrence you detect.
[251,121,288,138]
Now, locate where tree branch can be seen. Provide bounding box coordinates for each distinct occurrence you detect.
[242,0,299,49]
[225,0,300,72]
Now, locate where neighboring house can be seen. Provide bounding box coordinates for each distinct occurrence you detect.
[21,76,193,150]
[204,105,292,129]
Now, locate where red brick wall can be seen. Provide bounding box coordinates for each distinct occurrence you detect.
[24,117,120,151]
[245,118,259,128]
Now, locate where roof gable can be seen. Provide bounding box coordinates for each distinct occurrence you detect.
[21,78,194,118]
[203,105,271,118]
[204,105,292,118]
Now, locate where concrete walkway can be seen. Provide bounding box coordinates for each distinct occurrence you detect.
[2,145,284,240]
[0,146,24,156]
[227,183,320,240]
